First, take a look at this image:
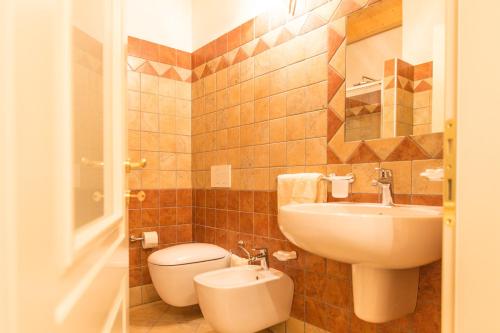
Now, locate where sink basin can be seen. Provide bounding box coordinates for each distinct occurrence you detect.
[278,203,442,323]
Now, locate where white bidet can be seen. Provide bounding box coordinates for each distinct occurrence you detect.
[194,265,293,333]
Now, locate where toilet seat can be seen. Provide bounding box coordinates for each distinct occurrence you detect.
[148,243,228,266]
[148,243,229,307]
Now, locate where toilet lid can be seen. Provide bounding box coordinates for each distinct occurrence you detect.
[148,243,228,266]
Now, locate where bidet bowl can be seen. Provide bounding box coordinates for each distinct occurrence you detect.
[194,265,293,333]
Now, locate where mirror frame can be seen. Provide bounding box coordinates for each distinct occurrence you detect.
[326,8,443,164]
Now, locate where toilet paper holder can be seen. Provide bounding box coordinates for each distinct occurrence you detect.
[129,235,144,242]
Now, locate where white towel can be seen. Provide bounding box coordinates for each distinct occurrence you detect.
[277,173,326,207]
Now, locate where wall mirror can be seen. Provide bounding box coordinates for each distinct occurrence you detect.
[344,0,444,142]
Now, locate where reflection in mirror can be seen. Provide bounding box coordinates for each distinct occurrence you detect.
[344,0,444,142]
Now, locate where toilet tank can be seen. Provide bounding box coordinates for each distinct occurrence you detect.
[147,243,229,307]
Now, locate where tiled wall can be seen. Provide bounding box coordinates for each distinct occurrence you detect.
[382,58,433,137]
[345,90,382,141]
[190,0,441,332]
[126,37,194,305]
[126,0,442,329]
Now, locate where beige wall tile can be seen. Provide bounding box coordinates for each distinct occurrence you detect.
[287,114,306,140]
[270,93,287,119]
[303,25,328,58]
[226,105,240,128]
[177,171,192,188]
[142,170,160,189]
[307,54,327,84]
[412,159,443,195]
[380,161,412,194]
[176,99,191,118]
[228,84,241,107]
[240,58,255,82]
[216,68,228,90]
[177,153,191,170]
[141,284,160,304]
[306,81,327,111]
[287,140,306,166]
[287,60,308,90]
[159,77,176,97]
[270,118,286,143]
[240,124,254,146]
[216,89,228,110]
[159,170,176,189]
[255,50,271,77]
[127,71,140,91]
[141,132,159,151]
[270,143,287,167]
[140,73,158,94]
[254,144,270,167]
[175,81,191,100]
[159,134,176,152]
[240,79,254,103]
[176,135,191,153]
[160,152,176,170]
[286,87,307,115]
[159,114,176,134]
[352,163,380,193]
[228,64,240,86]
[158,96,175,115]
[255,97,270,122]
[141,112,159,132]
[128,110,140,131]
[240,146,255,168]
[306,109,327,138]
[254,121,270,145]
[255,73,271,99]
[175,117,190,135]
[227,126,240,148]
[128,91,140,110]
[128,130,140,150]
[204,73,216,94]
[140,151,159,171]
[285,37,305,65]
[306,137,327,165]
[270,68,288,95]
[254,168,270,191]
[129,287,142,307]
[240,101,255,125]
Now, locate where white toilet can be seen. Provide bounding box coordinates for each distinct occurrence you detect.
[148,243,229,307]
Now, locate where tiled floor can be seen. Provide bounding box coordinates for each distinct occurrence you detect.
[129,301,273,333]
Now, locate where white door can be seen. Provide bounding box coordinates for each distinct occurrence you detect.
[0,0,130,332]
[441,0,500,332]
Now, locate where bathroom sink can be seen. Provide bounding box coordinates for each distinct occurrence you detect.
[279,203,442,269]
[278,203,443,323]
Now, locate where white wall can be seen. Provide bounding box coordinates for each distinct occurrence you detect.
[126,0,285,52]
[191,0,283,51]
[402,0,444,64]
[346,27,402,87]
[126,0,193,51]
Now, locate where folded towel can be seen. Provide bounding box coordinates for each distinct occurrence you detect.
[277,173,326,207]
[230,254,249,267]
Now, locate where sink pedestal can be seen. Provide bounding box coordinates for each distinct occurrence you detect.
[352,265,419,323]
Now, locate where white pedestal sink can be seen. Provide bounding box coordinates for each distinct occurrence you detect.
[278,203,442,323]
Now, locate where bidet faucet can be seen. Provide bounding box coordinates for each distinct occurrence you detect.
[371,167,394,206]
[251,248,269,270]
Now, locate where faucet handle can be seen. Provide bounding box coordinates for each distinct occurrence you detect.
[252,247,268,254]
[375,167,392,178]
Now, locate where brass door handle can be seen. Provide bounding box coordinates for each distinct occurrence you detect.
[125,190,146,205]
[124,158,147,173]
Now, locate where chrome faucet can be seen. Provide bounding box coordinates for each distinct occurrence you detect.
[371,167,395,206]
[237,241,269,270]
[251,248,269,270]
